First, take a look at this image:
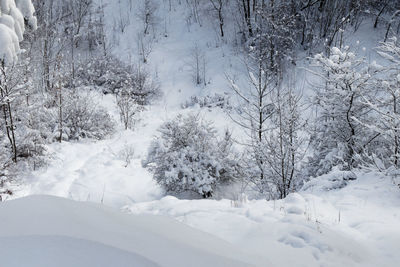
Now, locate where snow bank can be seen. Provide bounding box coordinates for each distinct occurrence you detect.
[0,195,262,267]
[125,172,400,267]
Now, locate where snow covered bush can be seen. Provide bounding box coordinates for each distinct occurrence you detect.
[116,88,144,130]
[144,114,240,198]
[75,56,160,105]
[181,93,231,110]
[302,168,357,192]
[59,91,114,141]
[119,144,135,168]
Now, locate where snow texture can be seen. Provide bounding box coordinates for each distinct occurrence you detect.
[4,2,400,267]
[0,195,261,267]
[0,0,36,64]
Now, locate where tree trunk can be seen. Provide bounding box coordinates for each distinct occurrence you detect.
[346,92,356,169]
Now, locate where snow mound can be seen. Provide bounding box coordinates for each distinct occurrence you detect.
[0,195,262,267]
[302,170,357,193]
[0,236,159,267]
[125,173,400,267]
[285,193,306,215]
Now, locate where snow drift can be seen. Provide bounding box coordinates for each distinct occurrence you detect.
[0,195,263,267]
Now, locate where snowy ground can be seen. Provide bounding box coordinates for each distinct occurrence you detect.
[124,172,400,267]
[4,1,399,266]
[5,172,400,267]
[0,195,263,267]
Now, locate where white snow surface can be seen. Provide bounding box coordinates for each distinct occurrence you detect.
[124,172,400,267]
[0,195,262,267]
[5,173,400,267]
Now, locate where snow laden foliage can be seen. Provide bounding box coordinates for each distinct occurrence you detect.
[59,91,115,141]
[307,46,377,177]
[181,93,231,110]
[144,114,240,198]
[75,55,160,105]
[360,37,400,171]
[0,0,36,64]
[246,0,298,74]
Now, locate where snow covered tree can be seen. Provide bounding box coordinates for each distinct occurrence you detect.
[307,46,376,176]
[144,114,240,198]
[230,57,306,198]
[75,55,160,104]
[0,0,36,162]
[251,0,299,75]
[116,88,143,130]
[138,0,159,35]
[358,37,400,170]
[259,85,307,199]
[228,41,275,188]
[189,44,206,86]
[208,0,226,37]
[0,0,37,64]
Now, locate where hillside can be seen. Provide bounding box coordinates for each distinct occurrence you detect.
[0,0,400,266]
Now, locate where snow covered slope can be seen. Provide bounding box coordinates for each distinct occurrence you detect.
[0,195,264,267]
[4,2,399,266]
[125,172,400,267]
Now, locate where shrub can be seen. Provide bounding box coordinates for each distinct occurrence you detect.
[61,91,115,140]
[181,93,231,110]
[75,55,160,105]
[144,114,239,198]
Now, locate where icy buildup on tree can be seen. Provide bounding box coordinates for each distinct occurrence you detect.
[0,23,19,64]
[15,0,37,29]
[0,0,36,64]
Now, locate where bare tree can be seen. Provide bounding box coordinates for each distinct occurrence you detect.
[116,90,143,130]
[261,84,307,199]
[384,9,400,42]
[209,0,226,37]
[137,33,154,64]
[138,0,159,35]
[54,55,66,143]
[189,44,207,86]
[228,53,275,189]
[116,0,130,33]
[0,61,19,162]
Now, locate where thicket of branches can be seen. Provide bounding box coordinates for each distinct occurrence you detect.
[0,0,161,196]
[2,0,400,199]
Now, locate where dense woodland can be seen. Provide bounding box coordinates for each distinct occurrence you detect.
[1,0,400,200]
